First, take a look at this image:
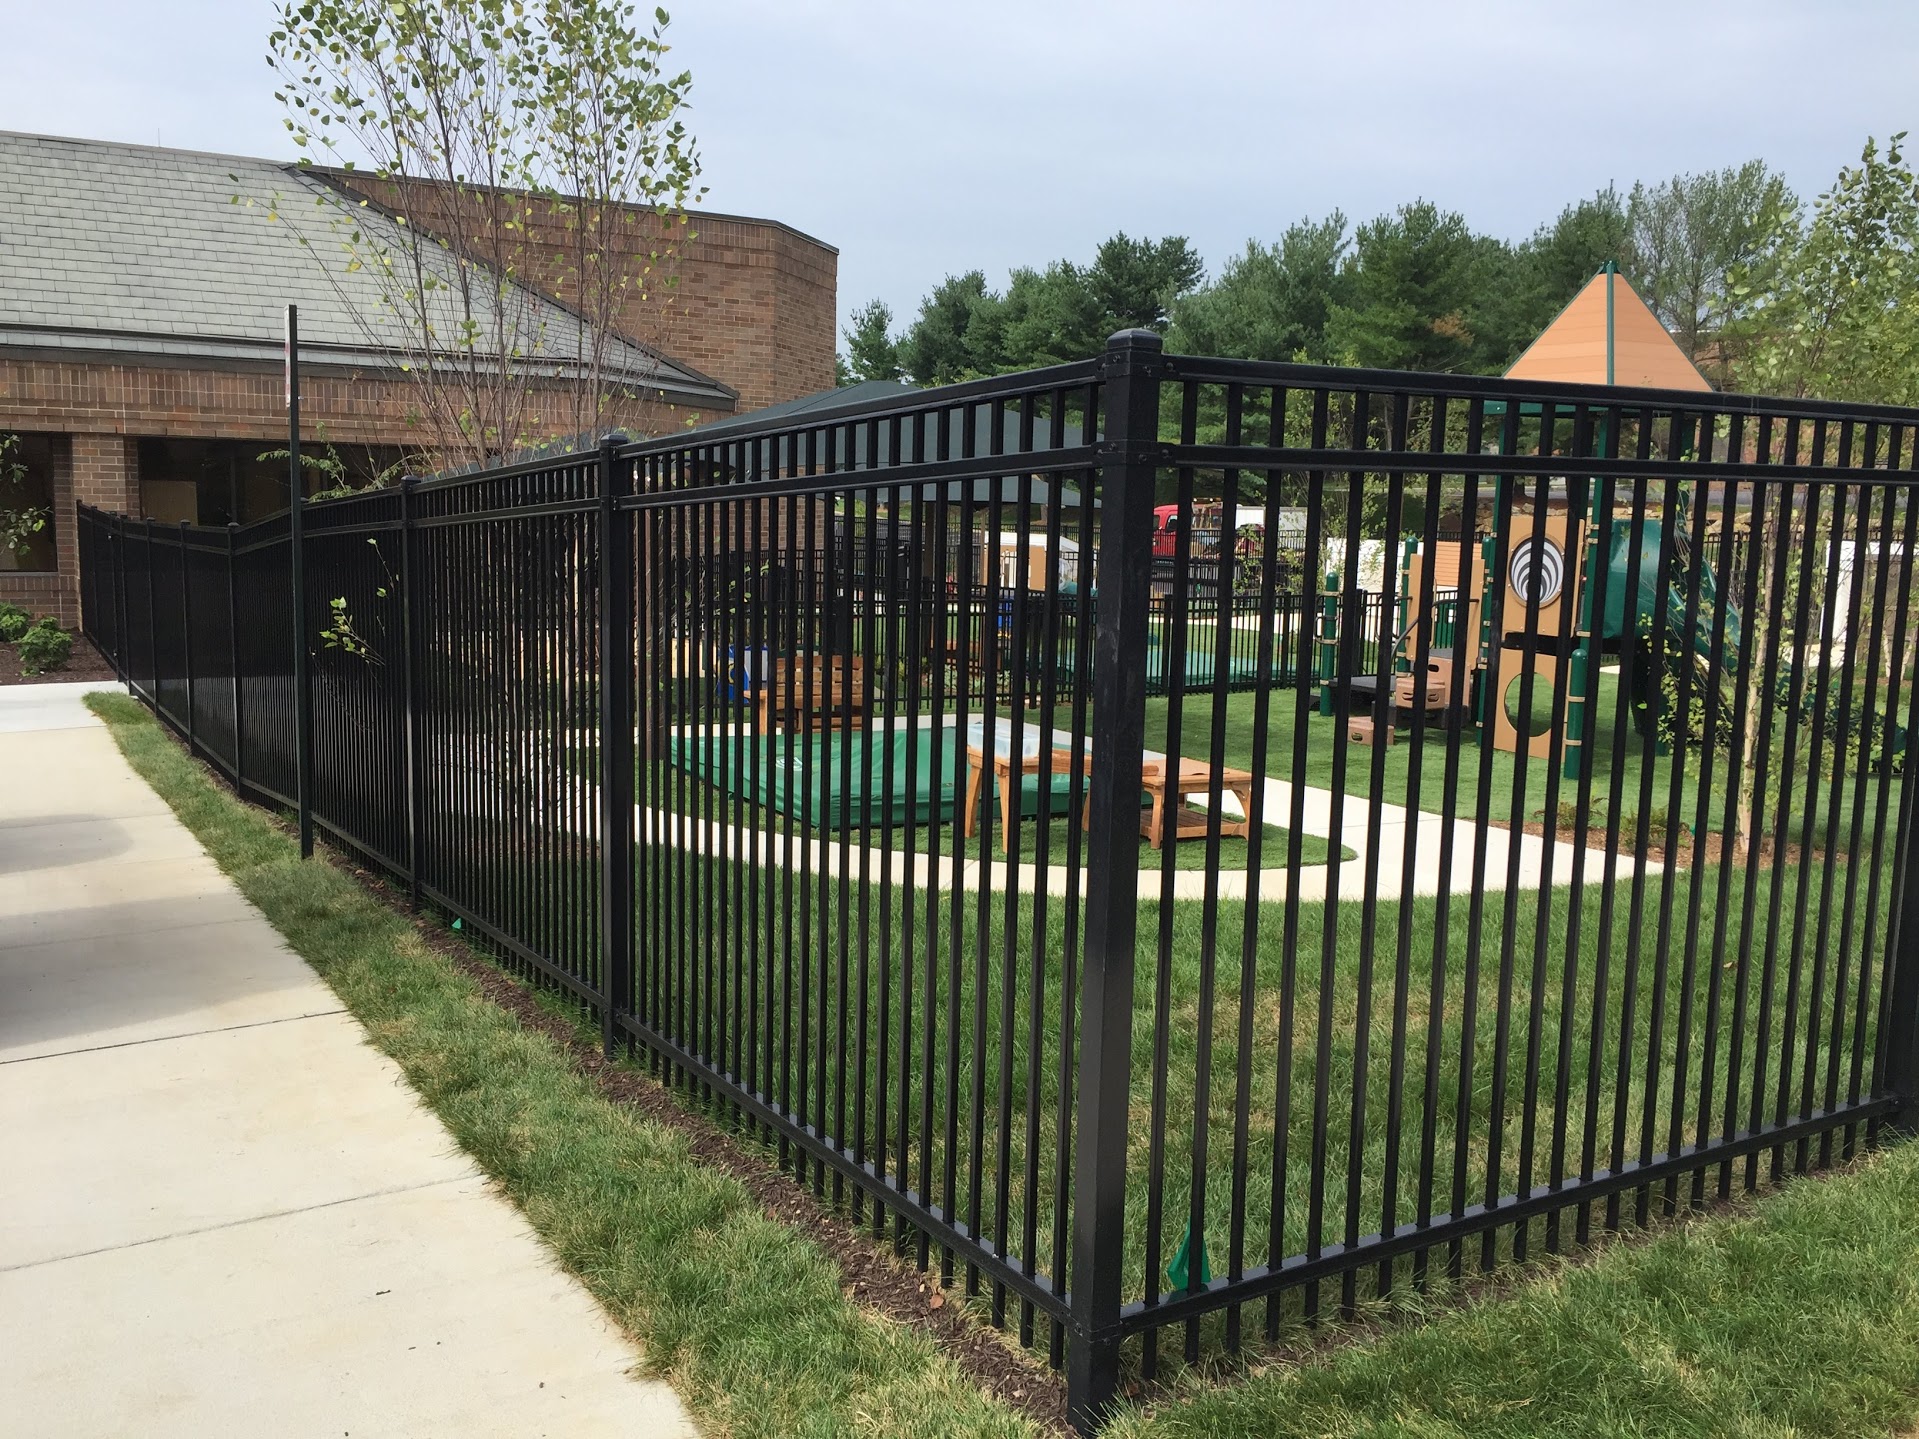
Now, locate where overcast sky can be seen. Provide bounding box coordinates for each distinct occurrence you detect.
[5,0,1916,345]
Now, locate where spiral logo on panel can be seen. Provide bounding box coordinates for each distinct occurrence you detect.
[1508,536,1565,608]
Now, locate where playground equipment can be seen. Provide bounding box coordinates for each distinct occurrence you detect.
[1391,502,1743,775]
[1328,263,1744,778]
[758,654,869,734]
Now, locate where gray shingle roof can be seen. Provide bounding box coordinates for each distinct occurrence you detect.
[684,378,922,433]
[0,131,732,405]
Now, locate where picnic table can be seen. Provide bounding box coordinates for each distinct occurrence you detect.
[961,718,1090,851]
[961,718,1256,852]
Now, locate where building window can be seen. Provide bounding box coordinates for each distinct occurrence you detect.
[0,431,58,575]
[137,437,410,526]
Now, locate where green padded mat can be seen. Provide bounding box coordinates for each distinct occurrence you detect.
[668,723,1081,832]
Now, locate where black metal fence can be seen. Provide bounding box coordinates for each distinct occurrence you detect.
[79,332,1919,1430]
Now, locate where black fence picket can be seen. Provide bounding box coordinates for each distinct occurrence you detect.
[76,334,1919,1432]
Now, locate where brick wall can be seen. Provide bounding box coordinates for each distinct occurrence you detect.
[328,172,839,414]
[0,354,689,450]
[70,433,136,513]
[650,210,839,412]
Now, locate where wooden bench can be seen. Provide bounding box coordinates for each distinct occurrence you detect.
[756,655,868,734]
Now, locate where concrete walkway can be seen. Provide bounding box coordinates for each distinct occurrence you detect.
[0,683,695,1438]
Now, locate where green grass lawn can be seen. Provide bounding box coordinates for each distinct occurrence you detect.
[1116,1135,1919,1438]
[324,703,1911,1376]
[671,843,1897,1374]
[89,690,1919,1439]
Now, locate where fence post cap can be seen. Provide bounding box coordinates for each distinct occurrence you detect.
[1106,328,1164,352]
[601,431,630,448]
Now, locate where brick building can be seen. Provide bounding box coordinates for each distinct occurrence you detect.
[327,170,838,416]
[0,131,838,626]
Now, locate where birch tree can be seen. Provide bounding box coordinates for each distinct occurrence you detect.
[266,0,702,466]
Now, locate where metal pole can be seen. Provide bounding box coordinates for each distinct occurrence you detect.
[144,516,157,707]
[400,476,424,905]
[79,512,94,644]
[111,516,127,688]
[228,523,244,792]
[1883,634,1919,1134]
[287,303,314,859]
[598,434,635,1058]
[179,519,195,757]
[1066,329,1160,1429]
[1605,259,1617,387]
[1318,568,1340,717]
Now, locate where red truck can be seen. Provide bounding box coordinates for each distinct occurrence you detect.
[1152,502,1267,558]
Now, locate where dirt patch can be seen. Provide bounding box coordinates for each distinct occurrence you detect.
[336,860,1071,1434]
[1516,820,1842,870]
[0,634,118,686]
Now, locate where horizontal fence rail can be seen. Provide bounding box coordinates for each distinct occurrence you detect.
[78,334,1919,1431]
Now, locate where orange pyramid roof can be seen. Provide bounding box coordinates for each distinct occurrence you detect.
[1505,267,1711,391]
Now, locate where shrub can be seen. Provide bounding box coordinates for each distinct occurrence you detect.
[1819,700,1906,776]
[0,602,29,642]
[1638,613,1734,748]
[15,618,72,676]
[1618,805,1672,837]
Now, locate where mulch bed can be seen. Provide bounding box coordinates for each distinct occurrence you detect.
[0,634,118,686]
[336,859,1071,1434]
[1515,820,1836,870]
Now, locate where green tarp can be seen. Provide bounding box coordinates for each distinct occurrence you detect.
[668,724,1081,832]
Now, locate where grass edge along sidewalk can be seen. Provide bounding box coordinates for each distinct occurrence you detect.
[86,692,1919,1439]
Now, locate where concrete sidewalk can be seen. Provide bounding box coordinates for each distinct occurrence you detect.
[0,683,695,1438]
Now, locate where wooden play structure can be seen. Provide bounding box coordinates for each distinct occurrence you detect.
[758,654,869,734]
[1326,265,1735,777]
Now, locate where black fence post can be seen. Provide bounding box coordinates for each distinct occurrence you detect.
[1067,329,1162,1428]
[1884,709,1919,1133]
[287,303,314,859]
[179,520,195,757]
[400,476,424,907]
[78,512,94,644]
[110,516,127,687]
[144,516,158,705]
[228,523,244,793]
[599,435,635,1058]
